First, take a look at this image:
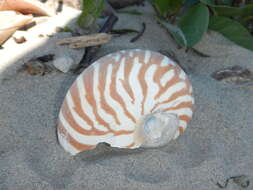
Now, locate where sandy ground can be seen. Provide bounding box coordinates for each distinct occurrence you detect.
[0,3,253,190]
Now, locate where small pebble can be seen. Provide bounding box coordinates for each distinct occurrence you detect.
[53,56,76,73]
[13,36,27,44]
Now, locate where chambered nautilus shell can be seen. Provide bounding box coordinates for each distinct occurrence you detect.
[57,49,194,155]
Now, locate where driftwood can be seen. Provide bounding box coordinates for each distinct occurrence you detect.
[56,33,112,49]
[107,0,144,9]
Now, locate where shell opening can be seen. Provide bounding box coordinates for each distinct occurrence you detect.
[137,112,179,148]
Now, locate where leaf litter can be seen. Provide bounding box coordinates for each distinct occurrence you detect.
[18,54,55,75]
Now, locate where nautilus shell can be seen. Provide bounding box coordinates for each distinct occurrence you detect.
[57,49,194,155]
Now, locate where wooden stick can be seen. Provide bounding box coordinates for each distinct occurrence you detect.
[56,33,112,49]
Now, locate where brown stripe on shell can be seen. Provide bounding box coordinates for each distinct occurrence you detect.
[137,52,164,115]
[83,66,111,130]
[122,55,135,104]
[112,129,135,136]
[153,65,175,99]
[156,72,179,99]
[69,82,95,128]
[58,122,95,151]
[97,58,121,126]
[61,101,108,136]
[133,51,148,115]
[136,50,145,63]
[151,77,183,112]
[163,102,193,112]
[151,86,191,113]
[160,79,191,104]
[110,58,137,123]
[70,60,135,136]
[138,63,149,115]
[151,67,192,112]
[150,52,165,65]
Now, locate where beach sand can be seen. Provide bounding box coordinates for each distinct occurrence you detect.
[0,3,253,190]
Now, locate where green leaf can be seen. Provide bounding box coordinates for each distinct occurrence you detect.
[77,0,104,28]
[153,0,185,16]
[157,18,187,47]
[178,3,209,47]
[209,16,253,51]
[184,0,199,6]
[200,0,253,17]
[63,27,73,33]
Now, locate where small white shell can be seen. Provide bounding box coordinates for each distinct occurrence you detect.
[57,49,194,155]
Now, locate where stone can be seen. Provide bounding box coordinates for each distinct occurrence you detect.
[53,56,76,73]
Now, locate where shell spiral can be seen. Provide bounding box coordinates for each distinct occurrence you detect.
[57,49,194,155]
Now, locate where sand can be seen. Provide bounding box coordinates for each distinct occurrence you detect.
[0,2,253,190]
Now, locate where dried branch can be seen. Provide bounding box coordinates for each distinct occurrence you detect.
[130,22,146,42]
[56,33,112,48]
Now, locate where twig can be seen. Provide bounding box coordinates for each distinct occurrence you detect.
[130,22,146,43]
[56,33,112,48]
[98,14,118,33]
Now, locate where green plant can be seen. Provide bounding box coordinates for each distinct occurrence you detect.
[152,0,253,51]
[77,0,104,28]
